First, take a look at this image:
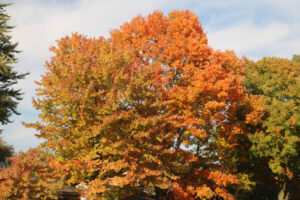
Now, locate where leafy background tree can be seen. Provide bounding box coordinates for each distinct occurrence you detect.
[0,148,65,200]
[292,54,300,63]
[243,57,300,200]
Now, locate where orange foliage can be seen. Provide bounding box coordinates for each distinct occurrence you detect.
[25,10,261,200]
[0,148,65,200]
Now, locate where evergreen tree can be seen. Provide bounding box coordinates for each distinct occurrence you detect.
[0,137,14,169]
[0,3,27,125]
[0,3,27,169]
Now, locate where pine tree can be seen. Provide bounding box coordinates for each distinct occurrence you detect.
[0,3,27,170]
[0,136,14,169]
[0,3,27,125]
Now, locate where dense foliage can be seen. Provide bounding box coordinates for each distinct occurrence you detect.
[243,57,300,200]
[0,148,65,200]
[25,11,263,200]
[0,8,295,200]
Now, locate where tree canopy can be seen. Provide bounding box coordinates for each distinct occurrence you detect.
[243,57,300,200]
[26,10,263,200]
[0,148,65,200]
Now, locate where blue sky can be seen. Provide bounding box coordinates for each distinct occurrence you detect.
[2,0,300,152]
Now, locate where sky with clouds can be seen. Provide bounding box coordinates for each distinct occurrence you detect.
[2,0,300,152]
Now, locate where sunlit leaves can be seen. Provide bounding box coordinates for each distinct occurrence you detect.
[25,10,262,200]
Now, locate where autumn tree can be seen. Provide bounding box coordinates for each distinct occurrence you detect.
[0,148,65,200]
[26,10,262,200]
[243,57,300,200]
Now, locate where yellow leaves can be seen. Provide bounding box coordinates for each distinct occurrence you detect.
[195,185,214,199]
[236,173,256,191]
[101,160,130,174]
[215,187,237,200]
[107,176,132,187]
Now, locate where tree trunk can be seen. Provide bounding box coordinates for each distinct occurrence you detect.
[278,183,289,200]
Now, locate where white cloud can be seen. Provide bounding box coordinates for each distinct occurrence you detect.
[207,22,291,55]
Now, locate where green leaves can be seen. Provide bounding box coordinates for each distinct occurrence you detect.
[243,57,300,198]
[0,136,14,169]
